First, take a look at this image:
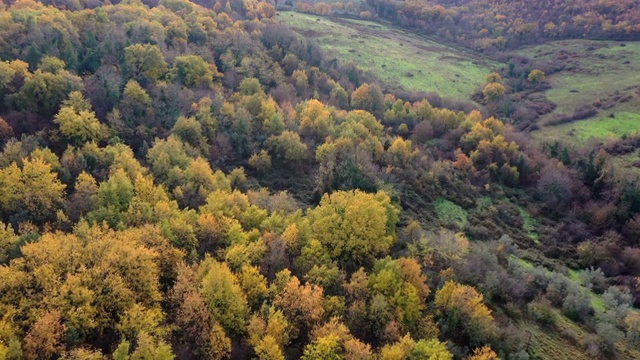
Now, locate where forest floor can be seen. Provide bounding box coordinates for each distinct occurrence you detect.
[517,40,640,148]
[277,11,500,99]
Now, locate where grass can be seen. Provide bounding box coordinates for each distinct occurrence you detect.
[521,312,592,360]
[568,269,606,312]
[612,149,640,175]
[516,40,640,115]
[511,255,535,269]
[278,12,500,98]
[535,111,640,146]
[519,206,540,244]
[515,40,640,146]
[475,196,492,211]
[433,198,468,228]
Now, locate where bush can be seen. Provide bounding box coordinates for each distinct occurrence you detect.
[528,299,557,327]
[596,321,624,353]
[359,11,372,19]
[561,285,593,322]
[580,267,607,294]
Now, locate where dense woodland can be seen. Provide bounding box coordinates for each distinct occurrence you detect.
[1,0,640,359]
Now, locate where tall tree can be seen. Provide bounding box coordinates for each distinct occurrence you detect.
[350,83,384,115]
[23,311,66,360]
[54,93,106,145]
[0,157,66,223]
[434,281,497,345]
[307,190,399,269]
[124,44,168,82]
[199,257,250,335]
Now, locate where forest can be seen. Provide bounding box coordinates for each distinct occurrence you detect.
[1,0,640,359]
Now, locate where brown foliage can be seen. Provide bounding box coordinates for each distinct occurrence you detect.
[24,311,66,360]
[274,276,325,339]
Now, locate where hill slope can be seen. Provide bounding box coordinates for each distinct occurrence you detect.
[0,1,639,359]
[279,11,500,98]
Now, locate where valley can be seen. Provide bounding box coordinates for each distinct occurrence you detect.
[1,0,640,358]
[278,11,500,98]
[282,12,640,164]
[518,40,640,147]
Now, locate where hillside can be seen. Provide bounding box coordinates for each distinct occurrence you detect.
[515,40,640,146]
[367,0,640,50]
[0,0,640,360]
[278,11,500,98]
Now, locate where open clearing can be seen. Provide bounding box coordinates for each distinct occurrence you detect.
[612,149,640,175]
[516,40,640,146]
[535,111,640,146]
[278,12,500,98]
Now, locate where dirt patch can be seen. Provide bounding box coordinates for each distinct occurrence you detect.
[413,43,448,52]
[545,105,598,126]
[293,28,323,38]
[440,55,468,62]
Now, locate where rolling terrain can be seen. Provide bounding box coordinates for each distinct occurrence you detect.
[2,1,640,359]
[281,12,640,151]
[517,40,640,146]
[278,11,500,98]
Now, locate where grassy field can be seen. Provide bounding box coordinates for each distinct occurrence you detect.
[522,315,592,360]
[515,40,640,145]
[278,12,500,98]
[519,206,540,244]
[535,111,640,146]
[434,198,468,228]
[612,149,640,175]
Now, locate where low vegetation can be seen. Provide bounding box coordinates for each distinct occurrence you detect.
[536,112,640,146]
[514,40,640,146]
[278,11,498,98]
[434,198,468,228]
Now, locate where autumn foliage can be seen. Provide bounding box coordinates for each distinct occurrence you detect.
[0,0,639,359]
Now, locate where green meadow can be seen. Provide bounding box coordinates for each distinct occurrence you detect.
[517,40,640,145]
[535,111,640,146]
[278,12,499,98]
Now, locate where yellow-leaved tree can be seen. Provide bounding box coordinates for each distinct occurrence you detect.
[469,345,501,360]
[198,257,250,336]
[435,281,498,346]
[307,190,399,269]
[0,157,66,223]
[54,92,107,145]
